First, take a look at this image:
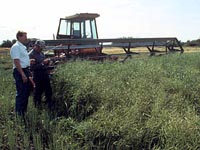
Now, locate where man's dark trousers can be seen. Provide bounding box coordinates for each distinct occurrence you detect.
[13,68,30,116]
[33,71,52,108]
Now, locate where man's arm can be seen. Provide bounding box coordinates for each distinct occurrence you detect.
[29,53,47,71]
[14,59,28,83]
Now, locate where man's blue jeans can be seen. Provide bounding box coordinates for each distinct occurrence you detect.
[13,68,30,116]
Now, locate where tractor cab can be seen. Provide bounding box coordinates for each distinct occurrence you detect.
[56,13,99,39]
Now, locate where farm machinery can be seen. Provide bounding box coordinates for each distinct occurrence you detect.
[43,13,184,62]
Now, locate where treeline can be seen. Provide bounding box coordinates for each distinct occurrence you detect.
[0,39,16,48]
[183,39,200,46]
[0,38,37,48]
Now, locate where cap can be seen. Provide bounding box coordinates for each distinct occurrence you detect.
[35,40,46,48]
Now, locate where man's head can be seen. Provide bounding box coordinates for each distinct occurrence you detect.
[34,40,46,51]
[16,30,27,44]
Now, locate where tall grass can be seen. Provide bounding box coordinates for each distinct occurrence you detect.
[0,53,200,149]
[52,53,200,149]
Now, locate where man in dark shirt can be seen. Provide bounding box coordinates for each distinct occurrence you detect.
[29,40,52,109]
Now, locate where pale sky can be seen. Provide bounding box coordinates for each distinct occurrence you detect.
[1,0,200,44]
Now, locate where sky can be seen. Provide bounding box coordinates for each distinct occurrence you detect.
[1,0,200,44]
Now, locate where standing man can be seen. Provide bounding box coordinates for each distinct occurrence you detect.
[29,40,52,110]
[10,31,31,116]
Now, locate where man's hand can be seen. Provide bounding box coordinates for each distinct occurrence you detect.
[43,58,50,65]
[14,59,28,83]
[30,59,36,65]
[22,74,28,83]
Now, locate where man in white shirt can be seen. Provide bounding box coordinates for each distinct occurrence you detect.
[10,30,31,116]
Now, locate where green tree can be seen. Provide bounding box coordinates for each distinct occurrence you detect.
[0,40,13,47]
